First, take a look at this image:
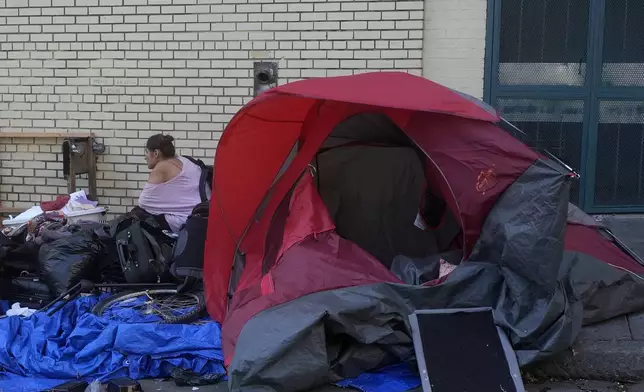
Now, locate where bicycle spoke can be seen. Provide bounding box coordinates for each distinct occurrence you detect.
[100,291,202,323]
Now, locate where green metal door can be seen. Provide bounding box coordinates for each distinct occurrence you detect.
[485,0,644,212]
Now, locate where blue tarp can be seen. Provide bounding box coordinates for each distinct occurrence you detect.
[336,364,421,392]
[0,296,420,392]
[0,296,225,392]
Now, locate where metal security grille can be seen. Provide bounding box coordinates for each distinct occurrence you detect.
[489,0,644,211]
[602,0,644,87]
[595,101,644,205]
[498,0,590,86]
[497,99,584,203]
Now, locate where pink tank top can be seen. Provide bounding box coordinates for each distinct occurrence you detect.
[138,156,203,232]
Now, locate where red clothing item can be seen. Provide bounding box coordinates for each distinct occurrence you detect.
[40,195,70,212]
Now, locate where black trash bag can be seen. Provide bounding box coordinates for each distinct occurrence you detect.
[2,242,40,276]
[0,233,14,263]
[40,226,73,244]
[171,367,225,387]
[71,221,124,284]
[0,233,40,276]
[71,221,112,242]
[33,221,66,246]
[2,224,28,243]
[38,229,103,297]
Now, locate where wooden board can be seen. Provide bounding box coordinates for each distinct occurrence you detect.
[0,132,93,138]
[0,207,25,225]
[0,207,24,214]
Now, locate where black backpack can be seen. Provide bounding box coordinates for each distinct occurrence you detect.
[169,203,210,292]
[170,214,208,281]
[114,220,175,284]
[111,208,175,284]
[183,156,213,203]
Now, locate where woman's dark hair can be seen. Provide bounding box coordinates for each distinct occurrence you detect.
[146,133,175,158]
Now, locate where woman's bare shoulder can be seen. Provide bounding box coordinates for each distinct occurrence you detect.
[147,165,167,184]
[148,159,181,184]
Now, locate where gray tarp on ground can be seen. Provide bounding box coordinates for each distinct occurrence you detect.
[227,159,644,392]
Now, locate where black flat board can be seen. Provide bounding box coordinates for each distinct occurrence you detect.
[413,309,518,392]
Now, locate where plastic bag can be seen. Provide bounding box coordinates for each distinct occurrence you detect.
[84,380,101,392]
[6,303,36,318]
[1,237,40,275]
[171,367,225,387]
[38,230,103,297]
[66,222,124,284]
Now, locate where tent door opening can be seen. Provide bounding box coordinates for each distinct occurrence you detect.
[311,112,463,269]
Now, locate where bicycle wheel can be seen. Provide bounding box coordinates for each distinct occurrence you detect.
[92,289,206,324]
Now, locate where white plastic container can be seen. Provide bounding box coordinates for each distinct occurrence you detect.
[1,206,44,229]
[64,207,107,224]
[2,216,30,228]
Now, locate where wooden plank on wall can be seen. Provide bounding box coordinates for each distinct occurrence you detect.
[0,132,93,139]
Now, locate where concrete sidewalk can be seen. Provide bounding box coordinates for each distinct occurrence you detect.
[526,380,638,391]
[525,215,644,382]
[597,215,644,259]
[140,379,643,392]
[527,310,644,381]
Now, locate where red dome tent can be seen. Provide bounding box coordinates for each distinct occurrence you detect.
[204,72,644,392]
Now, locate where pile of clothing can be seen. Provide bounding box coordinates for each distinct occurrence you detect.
[0,192,123,308]
[0,216,124,309]
[1,196,210,312]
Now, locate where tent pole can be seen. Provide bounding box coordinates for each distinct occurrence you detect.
[315,155,320,189]
[602,228,644,267]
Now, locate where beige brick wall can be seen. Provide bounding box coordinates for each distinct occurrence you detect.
[422,0,487,99]
[0,136,89,207]
[0,0,425,214]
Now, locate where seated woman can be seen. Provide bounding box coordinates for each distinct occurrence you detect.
[138,134,203,232]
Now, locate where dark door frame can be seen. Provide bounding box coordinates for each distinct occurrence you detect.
[483,0,644,213]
